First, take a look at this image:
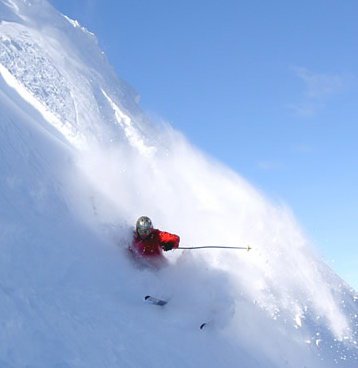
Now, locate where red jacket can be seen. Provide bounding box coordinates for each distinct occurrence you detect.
[130,229,180,257]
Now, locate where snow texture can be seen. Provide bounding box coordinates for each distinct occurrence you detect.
[0,1,357,367]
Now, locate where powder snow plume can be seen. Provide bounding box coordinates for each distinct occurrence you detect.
[0,1,357,367]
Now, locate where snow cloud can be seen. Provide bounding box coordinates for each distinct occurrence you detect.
[72,115,354,345]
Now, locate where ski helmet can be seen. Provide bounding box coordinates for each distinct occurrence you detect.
[136,216,153,237]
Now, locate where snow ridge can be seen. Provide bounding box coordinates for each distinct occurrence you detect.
[0,0,144,149]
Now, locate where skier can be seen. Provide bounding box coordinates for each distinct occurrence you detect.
[129,216,180,266]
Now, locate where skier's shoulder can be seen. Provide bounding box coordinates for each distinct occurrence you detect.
[157,229,180,242]
[150,228,161,239]
[132,229,139,241]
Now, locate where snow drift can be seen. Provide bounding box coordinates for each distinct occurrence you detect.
[0,1,357,367]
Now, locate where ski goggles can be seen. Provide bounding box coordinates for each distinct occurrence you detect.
[137,227,153,237]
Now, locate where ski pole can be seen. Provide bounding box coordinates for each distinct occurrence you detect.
[177,245,252,251]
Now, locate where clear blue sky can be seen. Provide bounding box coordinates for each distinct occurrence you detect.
[50,0,358,289]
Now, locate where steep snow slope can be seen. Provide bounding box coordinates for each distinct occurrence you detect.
[0,1,357,367]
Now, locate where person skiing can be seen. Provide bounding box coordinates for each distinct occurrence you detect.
[129,216,180,264]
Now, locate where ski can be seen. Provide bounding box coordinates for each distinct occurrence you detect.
[200,320,214,330]
[144,295,168,306]
[145,296,210,330]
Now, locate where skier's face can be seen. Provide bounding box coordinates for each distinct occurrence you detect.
[138,228,152,239]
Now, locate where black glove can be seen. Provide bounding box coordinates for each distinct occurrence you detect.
[162,242,174,251]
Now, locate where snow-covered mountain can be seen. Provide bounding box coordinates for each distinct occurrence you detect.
[0,1,357,367]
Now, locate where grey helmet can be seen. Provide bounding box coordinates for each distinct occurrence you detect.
[136,216,153,237]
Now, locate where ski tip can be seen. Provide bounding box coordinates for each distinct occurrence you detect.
[200,323,207,330]
[144,295,168,306]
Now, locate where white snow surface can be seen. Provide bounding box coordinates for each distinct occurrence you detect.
[0,1,357,367]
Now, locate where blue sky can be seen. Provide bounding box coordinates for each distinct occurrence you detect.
[50,0,358,289]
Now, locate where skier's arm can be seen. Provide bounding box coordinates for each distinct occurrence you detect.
[158,231,180,251]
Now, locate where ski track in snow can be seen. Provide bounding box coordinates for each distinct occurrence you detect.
[0,1,357,367]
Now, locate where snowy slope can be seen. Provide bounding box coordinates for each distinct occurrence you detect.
[0,1,357,367]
